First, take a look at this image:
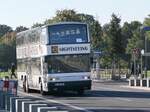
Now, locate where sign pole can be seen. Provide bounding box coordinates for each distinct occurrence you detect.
[133,53,136,76]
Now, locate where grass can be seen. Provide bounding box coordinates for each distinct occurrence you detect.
[0,72,10,79]
[147,70,150,77]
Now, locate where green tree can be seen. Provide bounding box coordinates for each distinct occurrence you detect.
[15,26,28,33]
[122,22,132,50]
[91,21,103,50]
[109,14,123,56]
[0,32,16,68]
[32,23,43,28]
[126,21,143,54]
[54,9,80,22]
[0,25,12,37]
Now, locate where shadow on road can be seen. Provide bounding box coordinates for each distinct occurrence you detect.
[46,90,150,99]
[90,90,150,98]
[90,109,149,112]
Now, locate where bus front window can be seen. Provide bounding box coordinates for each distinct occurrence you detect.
[45,54,90,74]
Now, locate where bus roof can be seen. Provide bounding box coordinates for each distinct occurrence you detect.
[16,22,87,37]
[44,22,87,27]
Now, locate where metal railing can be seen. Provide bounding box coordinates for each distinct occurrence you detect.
[91,69,130,80]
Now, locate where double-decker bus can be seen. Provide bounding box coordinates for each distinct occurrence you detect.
[16,22,91,95]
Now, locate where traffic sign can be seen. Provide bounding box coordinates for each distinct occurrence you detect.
[143,52,150,56]
[142,26,150,31]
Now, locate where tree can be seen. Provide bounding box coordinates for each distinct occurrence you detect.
[54,9,80,22]
[0,32,16,68]
[0,25,12,37]
[110,14,123,56]
[143,15,150,26]
[15,26,28,33]
[126,21,143,55]
[122,22,132,50]
[91,20,103,50]
[32,23,43,28]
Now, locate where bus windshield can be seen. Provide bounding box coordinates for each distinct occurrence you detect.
[45,54,90,73]
[48,24,88,44]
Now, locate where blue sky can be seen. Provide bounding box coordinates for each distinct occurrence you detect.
[0,0,150,29]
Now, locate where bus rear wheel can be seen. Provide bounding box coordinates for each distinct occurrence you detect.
[23,82,30,93]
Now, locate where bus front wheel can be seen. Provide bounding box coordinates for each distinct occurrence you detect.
[40,85,46,95]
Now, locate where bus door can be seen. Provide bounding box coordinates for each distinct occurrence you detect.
[43,63,48,84]
[27,61,33,87]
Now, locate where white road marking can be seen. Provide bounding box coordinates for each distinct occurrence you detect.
[16,99,31,112]
[29,104,48,112]
[121,86,150,91]
[37,107,59,112]
[18,91,94,112]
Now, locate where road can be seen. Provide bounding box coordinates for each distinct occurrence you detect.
[18,81,150,112]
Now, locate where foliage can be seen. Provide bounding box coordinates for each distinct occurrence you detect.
[32,23,44,28]
[0,9,150,70]
[0,25,12,37]
[0,32,16,68]
[15,26,28,33]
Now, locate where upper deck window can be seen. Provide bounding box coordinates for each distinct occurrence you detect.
[48,24,88,44]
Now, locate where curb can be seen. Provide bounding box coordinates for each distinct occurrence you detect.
[121,85,150,91]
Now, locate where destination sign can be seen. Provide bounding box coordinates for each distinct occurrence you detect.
[48,24,88,44]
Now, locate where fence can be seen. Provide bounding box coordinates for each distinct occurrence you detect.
[91,68,130,80]
[0,79,18,111]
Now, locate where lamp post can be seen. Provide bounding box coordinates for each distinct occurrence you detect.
[141,49,144,78]
[145,36,147,78]
[141,26,150,78]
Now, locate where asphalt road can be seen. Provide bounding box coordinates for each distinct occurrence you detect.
[18,81,150,112]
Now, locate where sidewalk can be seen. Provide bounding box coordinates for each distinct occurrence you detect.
[93,79,128,83]
[121,85,150,91]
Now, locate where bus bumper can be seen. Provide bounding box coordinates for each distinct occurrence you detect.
[47,80,91,92]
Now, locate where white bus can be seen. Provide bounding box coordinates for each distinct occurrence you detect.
[16,22,91,95]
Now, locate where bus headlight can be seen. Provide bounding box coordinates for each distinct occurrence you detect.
[83,76,90,80]
[52,78,56,81]
[49,77,59,81]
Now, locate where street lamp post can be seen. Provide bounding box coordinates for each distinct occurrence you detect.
[145,36,147,78]
[141,49,144,78]
[141,26,150,78]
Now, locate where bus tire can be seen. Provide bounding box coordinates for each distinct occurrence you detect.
[23,83,26,92]
[26,84,30,93]
[23,81,30,93]
[40,85,46,95]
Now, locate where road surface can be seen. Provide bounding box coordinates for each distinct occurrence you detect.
[18,81,150,112]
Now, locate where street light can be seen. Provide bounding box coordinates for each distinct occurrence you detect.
[140,49,144,78]
[141,26,150,78]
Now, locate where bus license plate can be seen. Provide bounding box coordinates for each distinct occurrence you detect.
[55,83,65,86]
